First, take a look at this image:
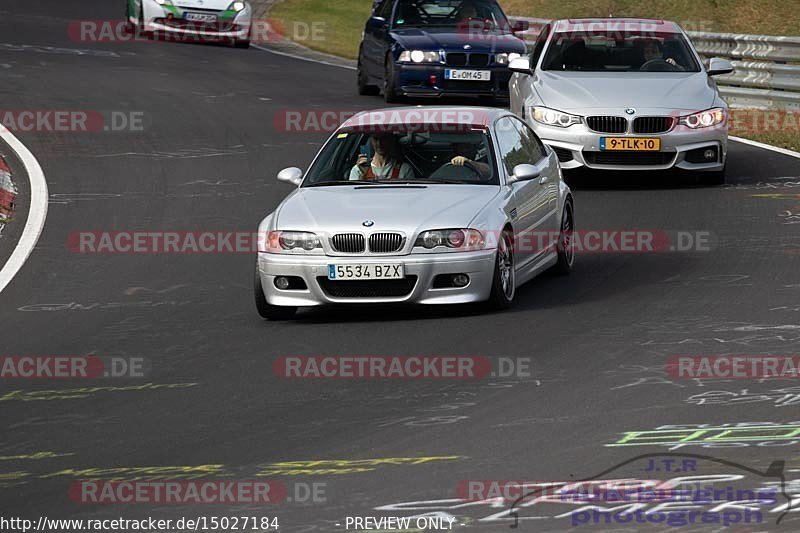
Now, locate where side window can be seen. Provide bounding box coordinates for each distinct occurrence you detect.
[495,117,527,175]
[529,24,550,67]
[512,118,546,163]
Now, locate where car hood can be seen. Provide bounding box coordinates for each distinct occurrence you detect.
[275,185,500,235]
[173,0,234,10]
[392,28,526,54]
[533,71,717,112]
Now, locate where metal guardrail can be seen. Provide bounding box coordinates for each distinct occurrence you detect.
[512,17,800,110]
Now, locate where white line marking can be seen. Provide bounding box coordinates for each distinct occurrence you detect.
[730,135,800,160]
[251,43,356,70]
[0,125,48,294]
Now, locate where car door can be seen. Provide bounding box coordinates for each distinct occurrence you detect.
[362,0,394,78]
[494,116,552,269]
[510,23,550,120]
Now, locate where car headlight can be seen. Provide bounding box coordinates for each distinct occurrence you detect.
[532,107,581,128]
[680,108,726,129]
[267,231,322,253]
[414,229,484,251]
[398,50,441,63]
[495,52,521,65]
[229,1,246,11]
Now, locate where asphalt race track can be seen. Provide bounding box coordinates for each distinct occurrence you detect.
[1,1,800,531]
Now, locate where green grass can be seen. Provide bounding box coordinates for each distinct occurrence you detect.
[734,132,800,152]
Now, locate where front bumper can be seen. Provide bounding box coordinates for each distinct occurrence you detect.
[530,120,728,172]
[395,63,512,99]
[142,0,251,39]
[257,250,496,306]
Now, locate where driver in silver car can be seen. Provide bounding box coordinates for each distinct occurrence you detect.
[638,39,683,70]
[449,142,491,179]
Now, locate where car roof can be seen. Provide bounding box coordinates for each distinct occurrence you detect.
[340,106,507,130]
[552,18,682,33]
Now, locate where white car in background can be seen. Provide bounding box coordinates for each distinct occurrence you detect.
[509,18,734,183]
[126,0,253,48]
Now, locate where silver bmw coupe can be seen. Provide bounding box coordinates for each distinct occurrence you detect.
[508,18,734,182]
[254,107,574,319]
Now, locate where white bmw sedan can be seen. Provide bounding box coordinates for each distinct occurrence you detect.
[254,107,575,319]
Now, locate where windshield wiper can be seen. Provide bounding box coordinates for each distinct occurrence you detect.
[306,180,377,187]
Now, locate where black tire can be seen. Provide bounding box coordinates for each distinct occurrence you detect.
[486,229,515,310]
[136,5,151,38]
[703,164,726,186]
[233,39,250,49]
[552,199,575,275]
[357,56,379,96]
[383,56,400,103]
[254,265,297,320]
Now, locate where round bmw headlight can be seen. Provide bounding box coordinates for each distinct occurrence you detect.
[410,50,425,63]
[447,230,466,248]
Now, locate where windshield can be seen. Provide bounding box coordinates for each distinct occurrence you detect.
[392,0,511,32]
[303,127,498,186]
[541,30,701,72]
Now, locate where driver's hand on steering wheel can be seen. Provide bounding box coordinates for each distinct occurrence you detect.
[451,156,471,166]
[666,58,677,66]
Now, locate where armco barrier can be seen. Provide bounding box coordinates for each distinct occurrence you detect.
[512,17,800,110]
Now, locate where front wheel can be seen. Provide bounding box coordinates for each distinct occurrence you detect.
[233,38,251,49]
[383,57,400,103]
[486,230,515,310]
[254,265,297,320]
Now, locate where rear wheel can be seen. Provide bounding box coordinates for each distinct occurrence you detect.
[383,57,400,103]
[487,229,515,310]
[358,56,379,95]
[254,264,297,320]
[552,199,575,275]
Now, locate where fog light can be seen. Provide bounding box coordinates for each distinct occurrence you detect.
[452,274,470,287]
[274,276,290,290]
[704,149,716,161]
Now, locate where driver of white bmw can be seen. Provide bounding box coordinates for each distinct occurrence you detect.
[349,134,415,181]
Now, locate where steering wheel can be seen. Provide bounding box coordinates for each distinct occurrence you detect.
[640,59,679,72]
[432,161,484,181]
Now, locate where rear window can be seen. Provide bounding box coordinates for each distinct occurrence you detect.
[542,30,701,72]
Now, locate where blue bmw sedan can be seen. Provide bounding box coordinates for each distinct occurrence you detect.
[358,0,529,103]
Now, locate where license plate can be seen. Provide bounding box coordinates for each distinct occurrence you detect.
[184,12,217,22]
[600,137,661,151]
[328,264,404,280]
[445,69,491,81]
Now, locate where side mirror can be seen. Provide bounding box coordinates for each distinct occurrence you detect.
[510,20,530,33]
[277,167,303,187]
[508,56,532,75]
[509,163,540,183]
[367,16,387,30]
[708,57,734,76]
